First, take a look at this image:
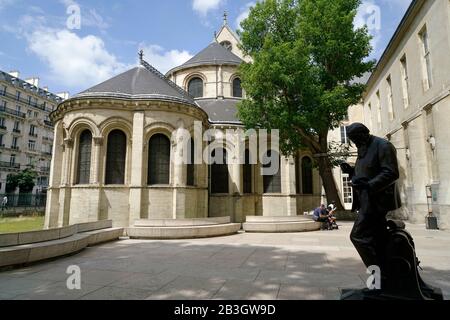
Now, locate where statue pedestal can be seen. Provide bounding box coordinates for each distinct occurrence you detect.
[341,287,444,300]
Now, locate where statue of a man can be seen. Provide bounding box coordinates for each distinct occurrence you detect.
[341,123,402,280]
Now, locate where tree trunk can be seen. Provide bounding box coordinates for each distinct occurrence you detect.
[315,131,345,211]
[316,155,345,211]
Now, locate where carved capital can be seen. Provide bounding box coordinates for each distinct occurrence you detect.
[63,138,74,148]
[93,137,104,146]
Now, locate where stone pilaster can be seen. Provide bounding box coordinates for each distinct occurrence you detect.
[129,112,145,226]
[57,138,73,227]
[284,156,298,216]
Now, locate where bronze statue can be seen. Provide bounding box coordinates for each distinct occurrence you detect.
[340,123,443,300]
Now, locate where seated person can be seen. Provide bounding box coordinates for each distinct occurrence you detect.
[313,204,330,223]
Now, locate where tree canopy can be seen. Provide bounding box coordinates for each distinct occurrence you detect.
[237,0,375,209]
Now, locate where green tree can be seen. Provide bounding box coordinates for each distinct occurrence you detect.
[237,0,375,210]
[5,169,38,194]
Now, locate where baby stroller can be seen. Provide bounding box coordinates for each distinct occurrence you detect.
[327,205,339,230]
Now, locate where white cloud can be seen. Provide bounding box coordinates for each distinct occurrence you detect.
[192,0,225,16]
[355,1,382,54]
[26,28,130,88]
[236,2,256,29]
[139,44,193,74]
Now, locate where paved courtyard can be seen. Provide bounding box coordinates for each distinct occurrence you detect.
[0,222,449,300]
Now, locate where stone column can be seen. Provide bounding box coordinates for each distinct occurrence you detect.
[172,127,187,219]
[218,65,224,98]
[129,112,145,226]
[284,156,298,216]
[57,138,73,227]
[91,137,103,185]
[231,132,244,222]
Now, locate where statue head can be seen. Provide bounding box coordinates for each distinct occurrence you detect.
[346,123,371,148]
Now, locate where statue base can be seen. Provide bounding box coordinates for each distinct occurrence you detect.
[341,287,444,300]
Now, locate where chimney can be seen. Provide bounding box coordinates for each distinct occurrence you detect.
[8,71,20,78]
[57,92,70,100]
[25,77,40,87]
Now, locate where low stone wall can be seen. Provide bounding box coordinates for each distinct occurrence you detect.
[0,220,114,247]
[134,217,230,227]
[243,215,321,233]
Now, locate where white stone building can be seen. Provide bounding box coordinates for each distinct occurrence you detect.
[333,0,450,229]
[0,70,64,195]
[44,19,322,229]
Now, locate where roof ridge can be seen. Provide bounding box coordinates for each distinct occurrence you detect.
[140,59,195,102]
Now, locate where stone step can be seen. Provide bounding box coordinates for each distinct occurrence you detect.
[126,223,242,239]
[243,220,321,233]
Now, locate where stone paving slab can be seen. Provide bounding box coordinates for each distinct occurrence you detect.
[0,222,449,300]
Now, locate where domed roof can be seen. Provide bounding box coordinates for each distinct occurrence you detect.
[74,60,196,106]
[166,41,243,75]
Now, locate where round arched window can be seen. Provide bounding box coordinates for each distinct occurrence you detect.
[188,77,203,98]
[220,41,232,51]
[232,78,242,98]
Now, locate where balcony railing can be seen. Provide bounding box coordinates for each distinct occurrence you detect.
[0,161,20,169]
[12,129,21,134]
[0,125,6,130]
[10,145,19,151]
[44,120,54,127]
[0,91,54,113]
[29,133,38,138]
[0,106,26,118]
[42,136,53,142]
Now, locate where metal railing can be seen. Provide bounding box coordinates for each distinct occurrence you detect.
[0,106,26,118]
[0,161,20,169]
[0,193,47,211]
[0,91,54,113]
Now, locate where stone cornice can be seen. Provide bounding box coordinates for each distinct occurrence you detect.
[50,97,209,126]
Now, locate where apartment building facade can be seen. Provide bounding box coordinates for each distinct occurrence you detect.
[0,70,64,195]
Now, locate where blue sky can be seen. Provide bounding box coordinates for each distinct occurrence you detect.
[0,0,412,96]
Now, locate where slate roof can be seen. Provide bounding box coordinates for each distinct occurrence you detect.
[74,62,196,106]
[196,98,242,124]
[167,42,243,75]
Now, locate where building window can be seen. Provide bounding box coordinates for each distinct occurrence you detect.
[340,126,348,144]
[400,55,410,108]
[188,77,203,98]
[342,175,353,204]
[301,156,313,194]
[386,76,395,120]
[376,90,382,127]
[0,117,5,128]
[0,85,6,96]
[28,140,36,151]
[0,134,4,147]
[76,130,92,184]
[10,154,16,166]
[29,125,37,136]
[220,41,232,51]
[419,26,432,90]
[16,91,21,101]
[187,138,195,186]
[11,137,18,149]
[148,134,170,185]
[243,149,253,194]
[263,150,281,193]
[210,148,229,194]
[105,130,127,185]
[232,78,242,98]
